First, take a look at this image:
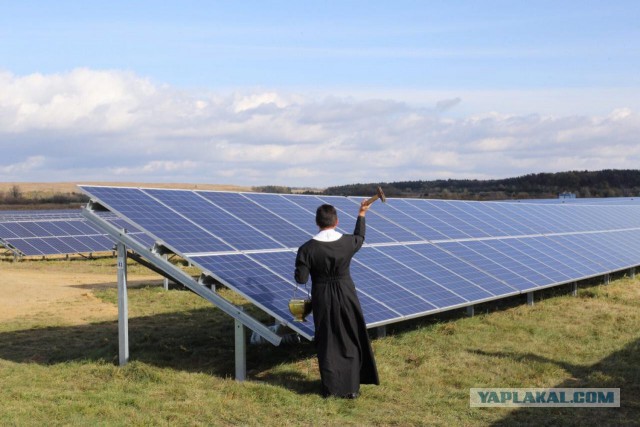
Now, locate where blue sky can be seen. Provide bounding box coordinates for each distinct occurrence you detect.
[1,1,639,186]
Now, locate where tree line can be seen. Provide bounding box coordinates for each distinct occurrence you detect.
[322,169,640,200]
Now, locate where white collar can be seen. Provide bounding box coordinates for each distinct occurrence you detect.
[313,228,343,242]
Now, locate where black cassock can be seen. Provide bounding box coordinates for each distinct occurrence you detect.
[294,216,379,397]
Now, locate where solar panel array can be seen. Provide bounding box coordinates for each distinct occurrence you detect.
[0,209,82,220]
[501,197,640,205]
[80,186,640,340]
[0,210,154,257]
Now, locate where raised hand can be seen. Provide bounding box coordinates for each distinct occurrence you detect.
[358,199,370,217]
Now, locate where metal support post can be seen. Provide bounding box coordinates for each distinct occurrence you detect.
[571,282,578,297]
[235,318,246,381]
[376,326,387,338]
[466,305,474,317]
[527,291,534,306]
[163,253,169,290]
[117,242,130,366]
[630,267,636,279]
[604,273,610,285]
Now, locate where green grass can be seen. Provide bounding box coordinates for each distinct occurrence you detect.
[1,259,639,426]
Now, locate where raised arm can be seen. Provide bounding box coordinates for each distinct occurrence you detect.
[353,199,369,250]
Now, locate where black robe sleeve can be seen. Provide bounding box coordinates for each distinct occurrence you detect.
[352,216,366,253]
[294,243,310,284]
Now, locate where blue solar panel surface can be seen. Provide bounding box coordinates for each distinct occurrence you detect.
[502,197,640,205]
[79,186,640,339]
[0,209,153,256]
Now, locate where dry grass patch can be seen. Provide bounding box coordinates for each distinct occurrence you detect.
[0,182,251,195]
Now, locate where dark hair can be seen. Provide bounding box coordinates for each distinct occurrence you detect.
[316,204,338,228]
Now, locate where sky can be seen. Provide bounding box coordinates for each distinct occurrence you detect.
[1,1,639,187]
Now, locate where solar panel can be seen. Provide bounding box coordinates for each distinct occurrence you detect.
[198,191,313,249]
[362,198,450,241]
[355,246,467,309]
[436,241,537,291]
[0,209,153,257]
[392,199,472,239]
[242,193,317,234]
[79,185,640,340]
[502,197,640,205]
[145,189,286,251]
[79,187,234,254]
[0,209,83,221]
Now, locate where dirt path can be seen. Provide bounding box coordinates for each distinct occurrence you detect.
[0,263,159,325]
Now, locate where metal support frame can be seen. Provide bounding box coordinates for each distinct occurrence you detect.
[604,273,610,285]
[163,253,170,290]
[116,242,130,366]
[82,206,282,379]
[630,267,636,279]
[466,305,474,317]
[376,326,387,338]
[527,291,534,306]
[1,240,24,261]
[235,319,246,381]
[571,282,578,297]
[198,274,218,291]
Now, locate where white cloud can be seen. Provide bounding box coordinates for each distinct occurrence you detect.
[0,68,157,133]
[110,160,200,176]
[232,92,291,113]
[1,68,639,187]
[0,156,45,175]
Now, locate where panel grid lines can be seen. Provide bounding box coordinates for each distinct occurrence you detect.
[0,210,152,256]
[79,185,640,339]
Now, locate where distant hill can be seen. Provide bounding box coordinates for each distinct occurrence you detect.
[322,169,640,200]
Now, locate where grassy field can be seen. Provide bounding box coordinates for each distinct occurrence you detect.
[0,258,639,426]
[0,182,252,194]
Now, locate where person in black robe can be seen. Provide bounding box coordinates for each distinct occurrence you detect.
[294,201,380,398]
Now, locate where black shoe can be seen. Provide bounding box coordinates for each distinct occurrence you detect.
[321,392,359,399]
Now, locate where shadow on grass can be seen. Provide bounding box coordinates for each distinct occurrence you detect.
[469,338,640,425]
[0,307,318,393]
[70,279,168,291]
[257,371,323,396]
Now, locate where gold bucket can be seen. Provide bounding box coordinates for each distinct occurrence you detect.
[288,298,312,322]
[289,283,312,322]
